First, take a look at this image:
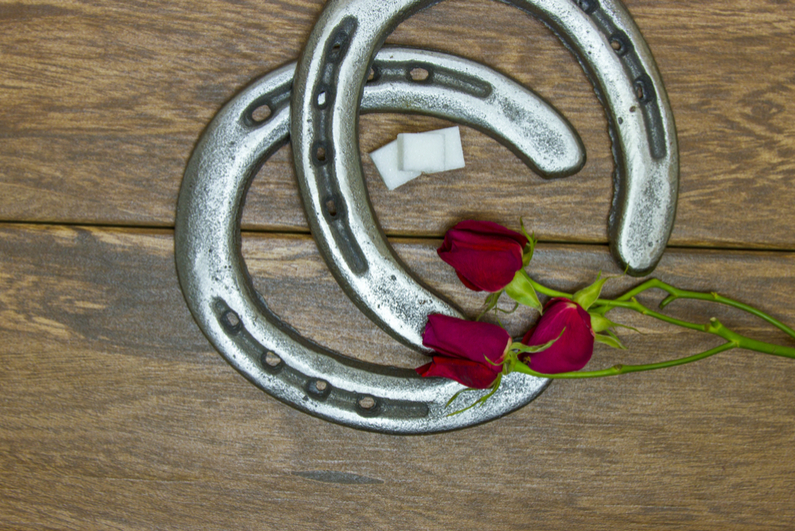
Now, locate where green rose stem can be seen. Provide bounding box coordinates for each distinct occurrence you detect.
[612,278,795,340]
[509,342,736,379]
[507,271,795,379]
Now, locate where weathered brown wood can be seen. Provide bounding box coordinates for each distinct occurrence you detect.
[2,0,795,528]
[1,0,794,249]
[1,224,794,529]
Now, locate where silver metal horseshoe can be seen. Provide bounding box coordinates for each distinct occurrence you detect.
[291,0,679,352]
[175,47,589,433]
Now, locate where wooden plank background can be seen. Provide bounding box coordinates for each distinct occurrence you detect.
[1,0,794,529]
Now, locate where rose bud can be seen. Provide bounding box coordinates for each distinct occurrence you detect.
[416,314,511,389]
[520,298,595,374]
[438,220,528,292]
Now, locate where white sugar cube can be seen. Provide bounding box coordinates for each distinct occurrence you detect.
[397,127,465,172]
[369,126,466,191]
[369,139,421,191]
[438,126,465,171]
[398,132,446,173]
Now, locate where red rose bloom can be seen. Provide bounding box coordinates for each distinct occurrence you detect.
[417,314,511,389]
[521,298,595,374]
[438,220,528,292]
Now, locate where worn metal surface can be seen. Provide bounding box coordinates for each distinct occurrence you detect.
[291,0,679,352]
[306,46,586,353]
[176,48,563,434]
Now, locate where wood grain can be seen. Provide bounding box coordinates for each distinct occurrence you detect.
[1,224,794,530]
[2,0,795,528]
[0,0,794,249]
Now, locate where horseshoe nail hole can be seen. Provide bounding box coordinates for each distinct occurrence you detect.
[325,199,337,218]
[312,142,330,166]
[609,32,631,56]
[263,351,281,367]
[221,310,242,333]
[315,86,334,109]
[251,104,272,123]
[327,32,349,62]
[630,106,637,113]
[356,395,381,417]
[358,396,376,410]
[618,117,624,125]
[260,350,284,374]
[306,378,331,399]
[409,67,430,82]
[633,76,654,104]
[575,0,599,14]
[225,312,240,327]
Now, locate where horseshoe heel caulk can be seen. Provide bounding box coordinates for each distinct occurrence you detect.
[291,0,679,353]
[176,48,587,433]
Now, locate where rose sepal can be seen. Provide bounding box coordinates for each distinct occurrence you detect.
[445,333,562,416]
[444,373,504,417]
[477,290,505,321]
[519,219,537,267]
[594,331,627,349]
[572,273,612,310]
[507,337,562,356]
[505,270,543,313]
[589,312,616,333]
[502,331,565,372]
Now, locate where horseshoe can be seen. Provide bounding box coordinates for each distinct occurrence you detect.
[291,0,679,352]
[176,47,588,434]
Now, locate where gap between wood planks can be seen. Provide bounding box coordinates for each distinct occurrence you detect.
[1,218,794,256]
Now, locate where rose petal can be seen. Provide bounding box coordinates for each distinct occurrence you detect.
[521,298,595,373]
[416,357,501,389]
[423,314,511,365]
[439,231,524,292]
[451,220,528,247]
[455,270,482,292]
